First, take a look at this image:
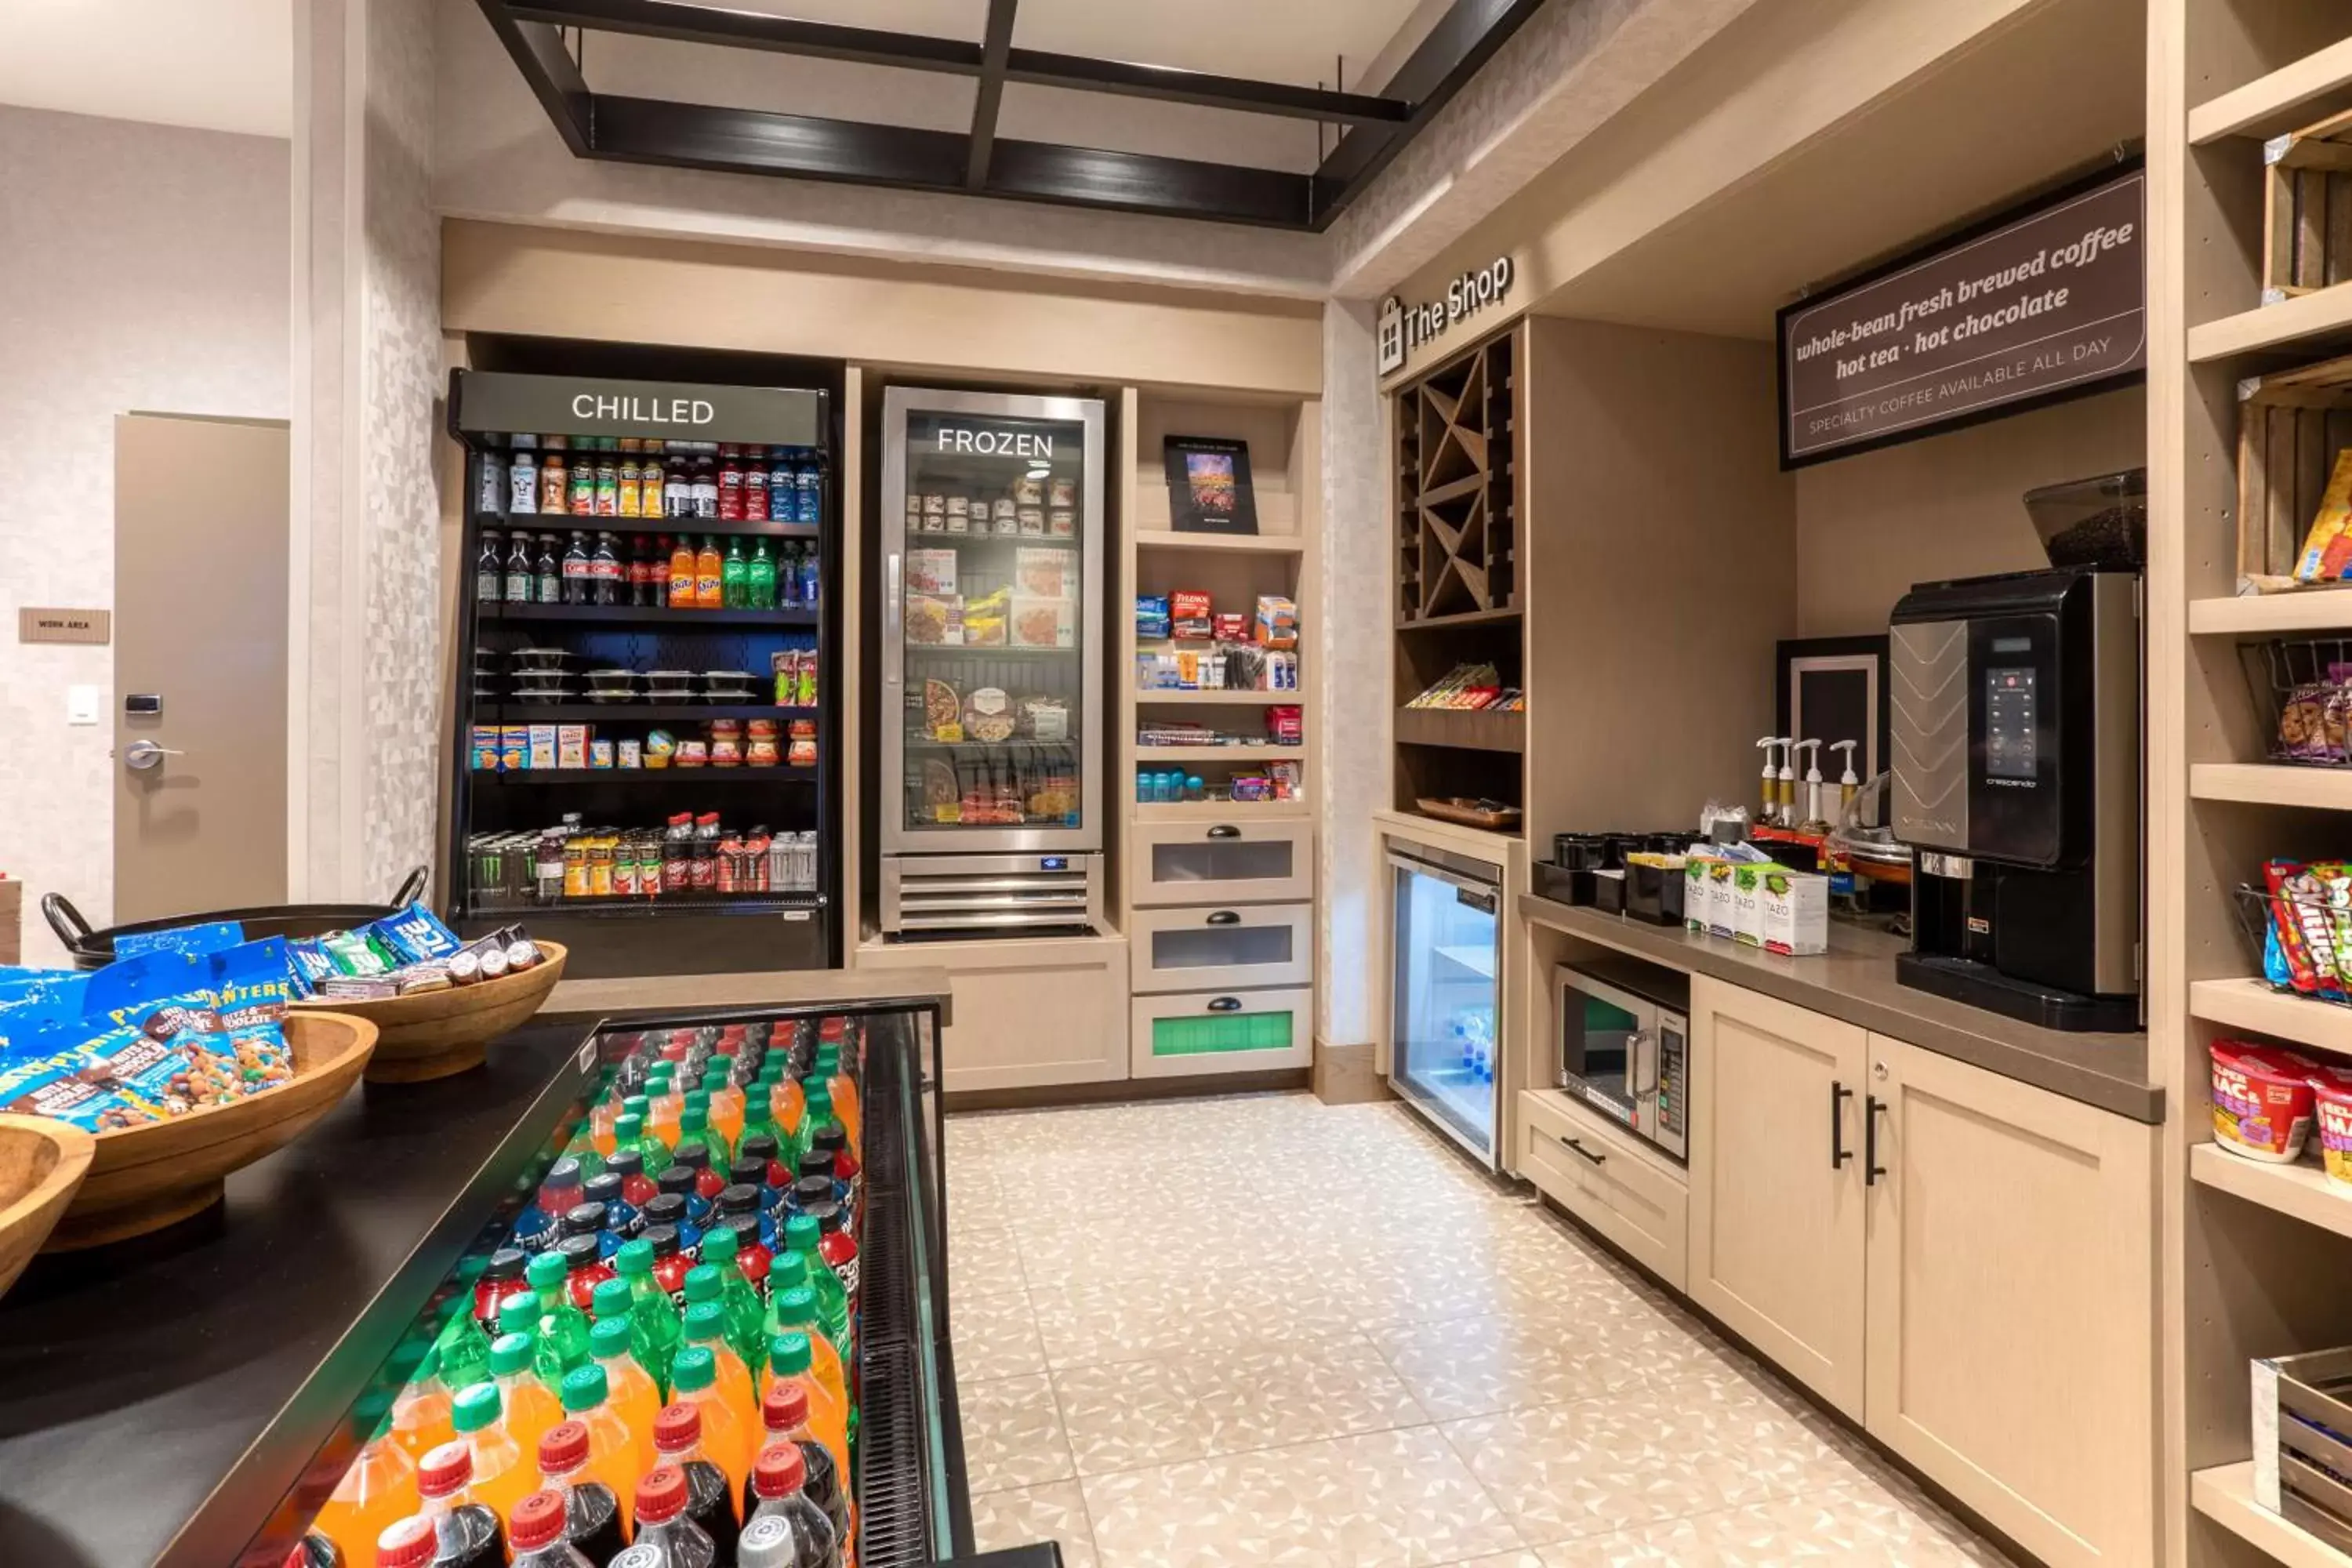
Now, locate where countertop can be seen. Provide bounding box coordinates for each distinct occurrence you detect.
[1520,895,2162,1124]
[544,964,956,1025]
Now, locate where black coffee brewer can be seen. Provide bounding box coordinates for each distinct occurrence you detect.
[1888,470,2143,1033]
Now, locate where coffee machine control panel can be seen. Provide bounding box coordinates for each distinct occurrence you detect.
[1969,613,2066,867]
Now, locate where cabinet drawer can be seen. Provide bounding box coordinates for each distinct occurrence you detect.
[1519,1091,1688,1293]
[1131,902,1313,993]
[1133,820,1313,906]
[1131,985,1313,1079]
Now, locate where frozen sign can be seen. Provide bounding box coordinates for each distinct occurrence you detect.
[1777,169,2144,466]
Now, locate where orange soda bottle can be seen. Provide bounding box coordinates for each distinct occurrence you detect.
[448,1382,535,1526]
[669,1345,754,1494]
[816,1044,861,1153]
[683,1300,758,1428]
[586,1316,662,1475]
[310,1402,418,1565]
[764,1331,848,1480]
[768,1068,805,1147]
[767,1287,848,1417]
[388,1378,453,1468]
[557,1363,642,1530]
[488,1331,564,1461]
[705,1061,746,1151]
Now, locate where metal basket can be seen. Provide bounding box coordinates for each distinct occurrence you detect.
[2234,879,2352,1006]
[2241,637,2352,767]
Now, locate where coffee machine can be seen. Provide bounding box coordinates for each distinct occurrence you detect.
[1889,555,2141,1033]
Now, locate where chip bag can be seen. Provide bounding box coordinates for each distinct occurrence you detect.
[368,902,463,966]
[113,920,246,962]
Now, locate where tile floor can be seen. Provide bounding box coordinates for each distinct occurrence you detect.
[945,1091,2021,1568]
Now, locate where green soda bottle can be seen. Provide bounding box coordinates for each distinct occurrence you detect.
[677,1100,729,1171]
[797,1083,835,1164]
[722,536,750,608]
[747,539,776,609]
[763,1250,808,1347]
[612,1111,669,1174]
[561,1127,607,1183]
[778,1213,850,1352]
[698,1225,768,1370]
[590,1276,635,1328]
[740,1065,780,1145]
[612,1236,682,1394]
[525,1248,593,1383]
[434,1260,495,1394]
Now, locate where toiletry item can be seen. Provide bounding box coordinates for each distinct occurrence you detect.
[1831,740,1860,820]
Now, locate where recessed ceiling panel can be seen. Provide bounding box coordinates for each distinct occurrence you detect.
[995,82,1323,175]
[583,33,978,132]
[1012,0,1426,88]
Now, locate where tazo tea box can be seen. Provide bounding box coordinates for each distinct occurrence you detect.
[1704,859,1739,939]
[1684,857,1719,935]
[1731,865,1769,948]
[1758,867,1830,956]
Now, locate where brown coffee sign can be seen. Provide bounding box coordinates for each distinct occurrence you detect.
[1778,169,2144,466]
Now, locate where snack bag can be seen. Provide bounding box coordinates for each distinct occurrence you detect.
[113,920,246,962]
[372,901,464,965]
[321,927,398,977]
[205,938,299,1098]
[2295,449,2352,582]
[85,949,213,1033]
[285,938,336,995]
[2265,858,2352,997]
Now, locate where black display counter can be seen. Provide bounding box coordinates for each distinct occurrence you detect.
[0,989,970,1568]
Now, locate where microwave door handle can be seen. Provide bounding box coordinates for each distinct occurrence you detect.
[1631,1029,1659,1099]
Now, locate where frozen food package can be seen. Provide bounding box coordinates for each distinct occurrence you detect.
[905,592,964,646]
[1010,596,1076,648]
[1016,547,1071,597]
[906,548,959,595]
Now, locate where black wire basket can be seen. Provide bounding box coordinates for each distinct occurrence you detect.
[2235,877,2352,1005]
[2241,637,2352,767]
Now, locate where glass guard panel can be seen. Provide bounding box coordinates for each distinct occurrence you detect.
[900,410,1087,836]
[1393,866,1500,1149]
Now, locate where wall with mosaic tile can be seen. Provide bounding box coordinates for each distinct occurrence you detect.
[1319,302,1388,1048]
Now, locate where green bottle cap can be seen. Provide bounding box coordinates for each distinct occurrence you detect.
[681,1107,709,1135]
[614,1237,655,1278]
[772,1285,818,1328]
[701,1226,739,1265]
[591,1278,633,1321]
[488,1332,535,1378]
[806,1084,833,1116]
[768,1251,809,1293]
[498,1294,539,1335]
[452,1382,503,1434]
[623,1094,649,1116]
[527,1250,568,1290]
[671,1345,717,1392]
[768,1331,812,1377]
[684,1301,728,1344]
[782,1214,819,1254]
[684,1090,711,1113]
[560,1363,609,1413]
[684,1265,724,1305]
[614,1113,644,1141]
[714,1054,738,1076]
[590,1316,633,1360]
[453,1254,488,1287]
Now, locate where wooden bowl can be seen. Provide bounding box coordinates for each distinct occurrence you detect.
[296,942,568,1084]
[0,1116,96,1295]
[46,1011,378,1250]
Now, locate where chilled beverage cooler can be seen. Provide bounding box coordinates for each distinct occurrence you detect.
[1388,844,1505,1168]
[448,370,840,977]
[878,388,1107,936]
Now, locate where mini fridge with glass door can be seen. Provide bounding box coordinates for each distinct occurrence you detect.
[1389,840,1506,1168]
[880,388,1107,935]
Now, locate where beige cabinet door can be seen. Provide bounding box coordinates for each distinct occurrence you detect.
[1686,978,1870,1418]
[1862,1035,2157,1568]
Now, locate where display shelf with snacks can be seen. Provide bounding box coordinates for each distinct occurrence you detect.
[1132,529,1306,555]
[447,365,843,978]
[2189,1142,2352,1243]
[1131,798,1312,824]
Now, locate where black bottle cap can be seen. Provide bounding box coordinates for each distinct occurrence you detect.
[718,1182,762,1216]
[676,1143,712,1172]
[558,1234,603,1272]
[738,1134,781,1167]
[796,1150,835,1183]
[804,1197,844,1234]
[657,1165,696,1197]
[604,1149,644,1180]
[584,1173,625,1208]
[544,1156,585,1192]
[720,1214,764,1253]
[793,1176,837,1211]
[729,1156,769,1189]
[810,1123,847,1157]
[642,1194,688,1229]
[483,1247,528,1282]
[642,1222,681,1258]
[564,1201,609,1237]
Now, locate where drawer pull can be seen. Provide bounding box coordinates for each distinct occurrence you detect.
[1865,1094,1888,1186]
[1207,826,1240,839]
[1207,996,1243,1012]
[1559,1134,1606,1167]
[1831,1080,1853,1169]
[1206,910,1241,925]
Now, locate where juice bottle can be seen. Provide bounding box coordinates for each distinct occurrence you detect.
[776,1217,850,1356]
[667,1348,754,1497]
[405,1441,508,1568]
[608,1144,659,1210]
[767,1289,846,1424]
[448,1383,533,1526]
[682,1300,757,1433]
[587,1316,663,1476]
[668,536,698,608]
[698,1225,771,1366]
[311,1410,418,1566]
[489,1332,566,1460]
[612,1238,684,1391]
[557,1364,643,1531]
[761,1334,848,1482]
[755,1382,851,1559]
[695,536,724,609]
[504,1487,600,1568]
[528,1250,595,1383]
[741,1443,839,1568]
[628,1465,720,1568]
[561,1232,617,1310]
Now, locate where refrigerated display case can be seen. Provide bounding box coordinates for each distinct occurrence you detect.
[1388,842,1505,1169]
[879,387,1107,936]
[446,368,840,977]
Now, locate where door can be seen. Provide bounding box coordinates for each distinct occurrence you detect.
[113,414,289,922]
[1388,847,1503,1165]
[1862,1035,2157,1568]
[1686,978,1869,1418]
[880,389,1105,857]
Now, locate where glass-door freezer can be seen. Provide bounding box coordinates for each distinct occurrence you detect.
[1389,844,1504,1168]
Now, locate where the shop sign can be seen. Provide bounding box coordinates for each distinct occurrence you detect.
[1379,256,1515,375]
[450,371,826,447]
[1777,165,2144,467]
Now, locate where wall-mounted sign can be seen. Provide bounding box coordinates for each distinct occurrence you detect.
[935,425,1055,458]
[448,371,826,448]
[18,608,110,645]
[1777,166,2145,468]
[1378,256,1515,376]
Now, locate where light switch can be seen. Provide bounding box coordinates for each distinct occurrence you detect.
[67,685,100,726]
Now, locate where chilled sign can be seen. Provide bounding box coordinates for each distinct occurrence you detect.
[1378,256,1515,375]
[568,392,716,426]
[450,371,824,448]
[1777,168,2145,466]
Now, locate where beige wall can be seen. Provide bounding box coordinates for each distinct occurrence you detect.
[1794,387,2147,638]
[0,106,290,964]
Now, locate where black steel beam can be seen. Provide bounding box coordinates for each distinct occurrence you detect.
[476,0,593,154]
[506,0,982,72]
[987,138,1312,228]
[967,0,1018,189]
[1002,48,1410,125]
[1311,0,1547,227]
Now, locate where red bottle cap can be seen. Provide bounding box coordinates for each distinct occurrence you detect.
[761,1379,810,1432]
[416,1439,474,1498]
[539,1419,590,1474]
[509,1489,568,1552]
[375,1515,437,1568]
[636,1465,689,1526]
[652,1400,702,1453]
[753,1442,808,1499]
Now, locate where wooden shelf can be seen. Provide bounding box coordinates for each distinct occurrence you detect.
[1395,604,1523,632]
[2190,978,2352,1060]
[1133,745,1304,763]
[1132,530,1305,555]
[2190,38,2352,145]
[1395,707,1526,753]
[2190,1143,2352,1240]
[2190,285,2352,363]
[474,768,815,785]
[2192,1461,2352,1567]
[482,704,814,723]
[1131,800,1310,824]
[2191,764,2352,809]
[2190,592,2352,635]
[1132,690,1294,706]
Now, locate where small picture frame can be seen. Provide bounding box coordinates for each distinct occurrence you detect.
[1776,636,1890,786]
[1163,436,1257,535]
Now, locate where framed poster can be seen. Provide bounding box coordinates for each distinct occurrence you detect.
[1163,436,1258,535]
[1776,636,1890,791]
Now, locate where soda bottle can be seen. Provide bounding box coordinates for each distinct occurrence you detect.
[645,1190,705,1253]
[716,1184,770,1250]
[505,533,535,604]
[753,1384,848,1560]
[558,1365,643,1530]
[562,1231,618,1308]
[668,535,699,612]
[677,1099,729,1172]
[794,1086,833,1167]
[587,1315,663,1476]
[746,542,776,611]
[474,1248,532,1333]
[405,1439,508,1568]
[721,538,749,609]
[505,1488,600,1568]
[448,1383,533,1526]
[612,1238,684,1389]
[728,1157,777,1219]
[813,1047,861,1155]
[615,1465,718,1568]
[489,1332,566,1459]
[434,1298,497,1410]
[760,1335,846,1483]
[313,1400,419,1566]
[644,1223,695,1312]
[806,1204,857,1324]
[776,1217,849,1356]
[608,1145,659,1210]
[719,1215,775,1307]
[765,1291,845,1428]
[537,535,564,604]
[286,1531,342,1566]
[389,1347,456,1467]
[682,1298,757,1431]
[695,537,724,609]
[785,1175,835,1230]
[593,533,623,604]
[768,1076,804,1145]
[521,1160,588,1255]
[585,1173,643,1247]
[528,1250,595,1381]
[705,1064,746,1151]
[563,533,593,605]
[697,1225,771,1362]
[737,1448,833,1568]
[666,1348,754,1499]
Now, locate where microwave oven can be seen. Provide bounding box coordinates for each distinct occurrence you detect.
[1555,957,1690,1160]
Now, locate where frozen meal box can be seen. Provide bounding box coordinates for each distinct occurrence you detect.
[906,548,959,596]
[1010,595,1076,648]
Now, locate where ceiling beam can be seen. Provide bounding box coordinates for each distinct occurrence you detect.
[967,0,1019,190]
[505,0,982,72]
[1001,49,1410,125]
[476,0,593,155]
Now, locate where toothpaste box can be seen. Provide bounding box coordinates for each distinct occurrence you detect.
[528,724,557,771]
[1758,867,1830,956]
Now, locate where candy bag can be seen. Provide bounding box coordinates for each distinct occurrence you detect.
[113,920,246,962]
[368,901,463,965]
[2266,859,2352,997]
[321,927,397,977]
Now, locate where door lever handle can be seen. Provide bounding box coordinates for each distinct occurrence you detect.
[122,739,185,771]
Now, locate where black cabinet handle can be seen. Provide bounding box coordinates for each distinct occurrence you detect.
[1865,1094,1888,1185]
[1831,1080,1853,1169]
[1207,910,1240,925]
[1207,996,1242,1012]
[1207,826,1240,839]
[1559,1134,1606,1166]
